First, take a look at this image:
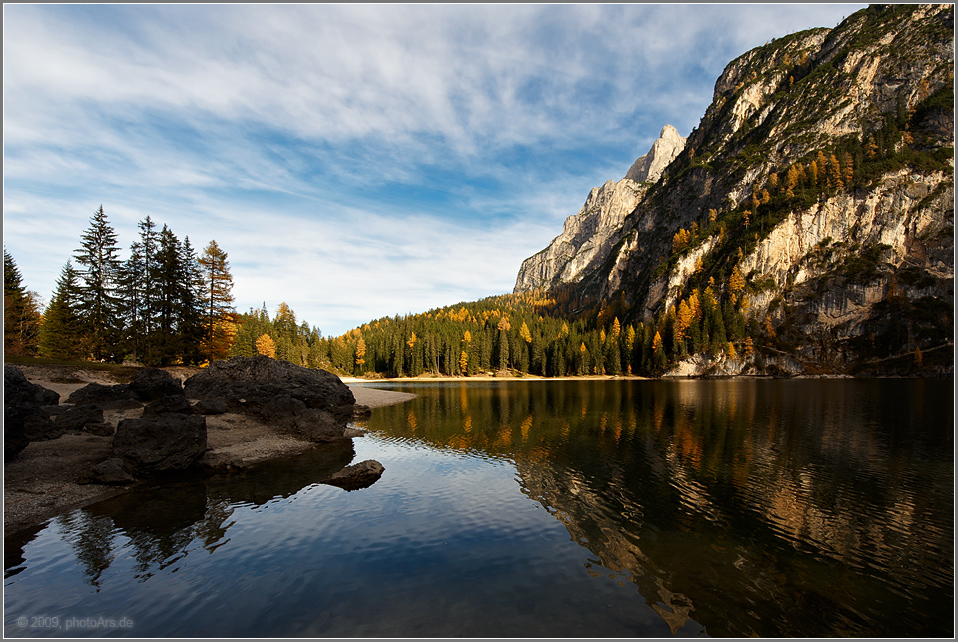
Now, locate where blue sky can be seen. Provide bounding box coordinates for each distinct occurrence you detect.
[3,4,864,337]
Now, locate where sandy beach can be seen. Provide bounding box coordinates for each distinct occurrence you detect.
[4,364,417,537]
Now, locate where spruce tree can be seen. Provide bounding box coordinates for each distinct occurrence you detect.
[39,261,86,360]
[154,225,189,364]
[4,249,42,356]
[118,239,146,363]
[73,206,124,361]
[178,236,206,365]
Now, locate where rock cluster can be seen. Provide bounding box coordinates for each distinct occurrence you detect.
[4,365,60,460]
[5,359,382,494]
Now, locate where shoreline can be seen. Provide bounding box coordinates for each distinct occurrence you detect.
[4,364,417,537]
[339,372,925,383]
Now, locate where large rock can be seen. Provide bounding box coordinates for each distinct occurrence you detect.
[142,394,194,417]
[83,457,136,485]
[322,459,385,491]
[4,366,61,458]
[54,404,105,433]
[129,368,183,402]
[113,414,208,475]
[66,382,142,410]
[183,356,357,441]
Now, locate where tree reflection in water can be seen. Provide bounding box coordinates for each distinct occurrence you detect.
[369,379,953,638]
[29,439,358,588]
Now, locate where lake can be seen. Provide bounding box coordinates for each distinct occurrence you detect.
[4,379,954,638]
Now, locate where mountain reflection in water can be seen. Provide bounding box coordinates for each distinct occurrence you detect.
[4,379,952,638]
[367,379,953,638]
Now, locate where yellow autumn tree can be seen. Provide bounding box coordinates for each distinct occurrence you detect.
[519,321,532,344]
[675,300,695,342]
[255,333,276,358]
[842,152,854,185]
[198,240,237,361]
[355,337,366,369]
[829,154,843,189]
[785,165,799,198]
[728,265,746,294]
[460,350,469,375]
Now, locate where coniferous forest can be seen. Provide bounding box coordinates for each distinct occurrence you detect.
[5,206,238,367]
[3,203,757,377]
[6,204,747,378]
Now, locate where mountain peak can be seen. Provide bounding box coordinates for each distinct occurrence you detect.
[624,124,687,184]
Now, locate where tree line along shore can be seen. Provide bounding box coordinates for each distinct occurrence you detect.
[6,204,938,380]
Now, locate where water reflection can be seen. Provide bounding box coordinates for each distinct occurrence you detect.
[367,379,954,637]
[5,440,357,587]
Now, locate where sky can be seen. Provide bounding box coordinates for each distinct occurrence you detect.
[3,4,865,337]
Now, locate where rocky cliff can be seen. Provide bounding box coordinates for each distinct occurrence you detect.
[515,4,954,376]
[514,125,686,292]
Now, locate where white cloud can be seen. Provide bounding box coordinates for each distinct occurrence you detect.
[3,4,865,336]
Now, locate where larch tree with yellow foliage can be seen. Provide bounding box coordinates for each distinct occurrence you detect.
[198,240,237,362]
[256,333,276,358]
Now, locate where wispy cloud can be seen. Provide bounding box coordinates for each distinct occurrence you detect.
[3,4,863,335]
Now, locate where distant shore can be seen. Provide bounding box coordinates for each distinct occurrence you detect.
[342,373,652,384]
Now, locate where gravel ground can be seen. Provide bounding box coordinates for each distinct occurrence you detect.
[4,364,416,537]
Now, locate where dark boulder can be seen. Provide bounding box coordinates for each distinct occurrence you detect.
[54,404,105,433]
[66,382,142,410]
[5,366,61,457]
[17,373,61,407]
[84,422,115,437]
[82,457,136,485]
[323,459,385,491]
[4,367,35,460]
[143,394,194,417]
[130,368,183,402]
[113,414,208,475]
[184,356,357,441]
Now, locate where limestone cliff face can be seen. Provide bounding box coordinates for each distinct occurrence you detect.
[516,4,954,375]
[514,126,686,292]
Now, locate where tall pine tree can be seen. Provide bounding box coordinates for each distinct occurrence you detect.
[198,240,237,362]
[4,249,42,356]
[38,261,86,360]
[73,206,123,361]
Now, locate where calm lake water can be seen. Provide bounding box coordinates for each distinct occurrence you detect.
[4,379,954,638]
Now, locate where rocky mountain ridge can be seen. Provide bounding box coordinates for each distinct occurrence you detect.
[514,125,686,293]
[515,4,954,376]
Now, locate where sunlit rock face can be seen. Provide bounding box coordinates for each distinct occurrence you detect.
[513,125,687,293]
[514,5,954,375]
